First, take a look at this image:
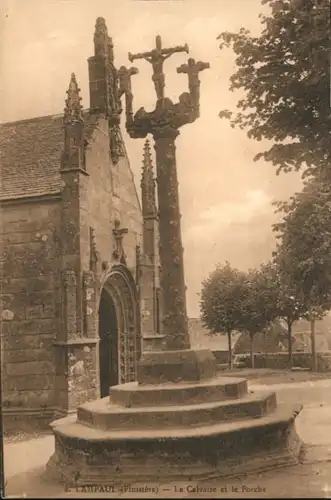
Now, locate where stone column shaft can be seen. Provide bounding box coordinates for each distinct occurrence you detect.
[154,130,190,350]
[83,270,97,338]
[63,270,78,341]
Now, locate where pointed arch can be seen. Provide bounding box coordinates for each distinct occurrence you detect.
[98,264,141,384]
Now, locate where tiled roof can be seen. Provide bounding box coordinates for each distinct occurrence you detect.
[0,111,98,200]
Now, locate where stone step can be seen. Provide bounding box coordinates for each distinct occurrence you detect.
[76,390,277,431]
[51,401,301,442]
[48,402,303,486]
[109,376,248,407]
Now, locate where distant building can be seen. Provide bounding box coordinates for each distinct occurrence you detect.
[291,319,331,352]
[188,318,240,363]
[233,320,286,355]
[233,317,331,355]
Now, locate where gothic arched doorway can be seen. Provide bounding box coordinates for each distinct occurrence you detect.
[99,289,118,397]
[98,264,141,397]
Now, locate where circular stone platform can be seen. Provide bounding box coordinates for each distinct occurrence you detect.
[46,349,303,487]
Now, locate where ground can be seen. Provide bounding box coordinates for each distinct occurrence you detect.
[4,370,331,498]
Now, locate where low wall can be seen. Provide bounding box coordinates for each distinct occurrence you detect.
[235,351,331,372]
[212,350,230,365]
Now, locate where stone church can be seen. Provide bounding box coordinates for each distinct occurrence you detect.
[0,18,162,425]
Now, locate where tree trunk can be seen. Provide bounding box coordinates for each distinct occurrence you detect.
[287,319,293,369]
[227,330,233,370]
[309,309,317,372]
[250,333,255,369]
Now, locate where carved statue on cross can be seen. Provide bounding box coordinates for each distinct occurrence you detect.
[128,35,189,101]
[125,36,210,350]
[177,58,210,90]
[118,65,139,118]
[112,219,128,265]
[177,58,210,111]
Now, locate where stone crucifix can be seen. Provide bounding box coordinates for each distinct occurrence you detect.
[128,35,189,101]
[112,219,128,265]
[126,37,209,351]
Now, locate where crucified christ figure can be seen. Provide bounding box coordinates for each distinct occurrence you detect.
[128,35,189,101]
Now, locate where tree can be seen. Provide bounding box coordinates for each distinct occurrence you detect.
[263,261,306,367]
[217,0,330,177]
[200,262,247,369]
[273,177,331,369]
[273,177,331,306]
[239,266,278,368]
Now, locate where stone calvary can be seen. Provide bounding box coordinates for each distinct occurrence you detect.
[44,18,303,485]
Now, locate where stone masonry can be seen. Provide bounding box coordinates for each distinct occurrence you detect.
[0,19,161,428]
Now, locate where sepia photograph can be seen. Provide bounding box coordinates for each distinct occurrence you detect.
[0,0,330,497]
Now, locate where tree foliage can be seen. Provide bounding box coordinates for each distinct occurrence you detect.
[200,262,246,334]
[218,0,330,177]
[261,261,306,324]
[200,262,279,368]
[272,180,331,372]
[240,267,274,334]
[200,262,247,367]
[273,177,331,311]
[261,260,306,365]
[239,266,279,367]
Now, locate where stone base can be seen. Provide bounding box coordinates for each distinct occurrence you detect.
[77,391,277,431]
[2,406,56,435]
[46,404,302,486]
[137,348,217,384]
[45,349,303,487]
[109,376,249,407]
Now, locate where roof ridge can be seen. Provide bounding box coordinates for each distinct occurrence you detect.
[0,108,91,127]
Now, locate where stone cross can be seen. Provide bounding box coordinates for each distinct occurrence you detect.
[128,35,189,101]
[112,219,128,265]
[176,58,210,91]
[126,36,209,351]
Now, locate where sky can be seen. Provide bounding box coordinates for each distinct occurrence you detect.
[0,0,302,317]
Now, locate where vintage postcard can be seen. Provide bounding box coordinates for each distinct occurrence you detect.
[1,0,330,498]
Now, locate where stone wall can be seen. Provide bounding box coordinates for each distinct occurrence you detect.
[235,351,331,372]
[316,352,331,372]
[66,345,98,408]
[234,327,285,355]
[213,350,230,365]
[0,119,144,419]
[0,198,61,409]
[53,119,143,413]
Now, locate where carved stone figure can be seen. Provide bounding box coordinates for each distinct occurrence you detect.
[112,219,128,265]
[128,35,189,101]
